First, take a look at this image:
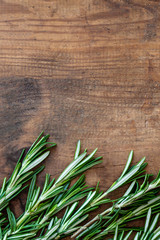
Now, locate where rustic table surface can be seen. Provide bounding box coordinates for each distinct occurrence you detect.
[0,0,160,238]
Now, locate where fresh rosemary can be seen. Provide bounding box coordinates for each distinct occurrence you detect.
[0,133,159,240]
[2,140,102,239]
[0,132,55,229]
[74,173,160,239]
[0,132,56,211]
[36,151,148,240]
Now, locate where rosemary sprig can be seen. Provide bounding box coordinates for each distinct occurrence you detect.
[76,174,160,240]
[86,197,160,240]
[0,132,56,212]
[2,141,102,240]
[36,151,148,240]
[72,152,147,238]
[3,175,91,240]
[35,185,107,240]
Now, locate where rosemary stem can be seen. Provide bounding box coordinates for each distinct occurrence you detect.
[71,207,111,238]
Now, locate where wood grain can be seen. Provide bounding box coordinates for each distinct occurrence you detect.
[0,0,160,238]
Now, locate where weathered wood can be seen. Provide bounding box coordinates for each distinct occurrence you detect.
[0,0,160,237]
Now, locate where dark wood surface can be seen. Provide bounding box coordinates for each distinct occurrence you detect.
[0,0,160,238]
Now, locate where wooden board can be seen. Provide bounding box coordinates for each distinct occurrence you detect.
[0,0,160,238]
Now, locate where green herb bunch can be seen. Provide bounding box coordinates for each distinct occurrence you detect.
[37,151,149,240]
[73,171,160,240]
[0,133,159,240]
[1,137,102,239]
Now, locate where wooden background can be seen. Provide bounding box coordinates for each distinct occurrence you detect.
[0,0,160,238]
